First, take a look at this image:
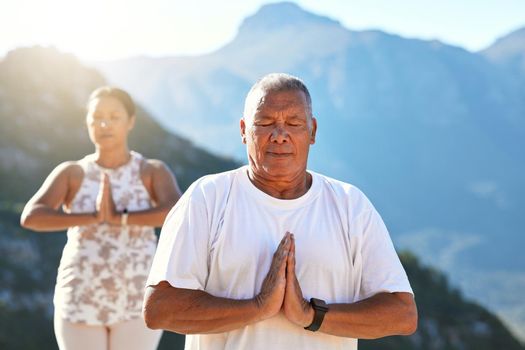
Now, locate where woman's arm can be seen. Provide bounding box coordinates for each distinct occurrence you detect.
[20,162,98,231]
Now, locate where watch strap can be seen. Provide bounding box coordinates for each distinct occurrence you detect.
[305,298,328,332]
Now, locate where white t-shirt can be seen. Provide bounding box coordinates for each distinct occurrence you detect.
[147,166,413,350]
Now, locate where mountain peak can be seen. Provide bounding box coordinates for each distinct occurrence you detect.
[483,26,525,57]
[496,26,525,43]
[482,26,525,72]
[238,2,340,34]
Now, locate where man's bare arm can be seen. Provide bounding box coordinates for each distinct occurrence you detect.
[284,234,417,338]
[144,283,264,334]
[143,233,293,334]
[318,292,417,338]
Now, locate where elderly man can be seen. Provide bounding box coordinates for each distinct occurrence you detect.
[143,73,417,349]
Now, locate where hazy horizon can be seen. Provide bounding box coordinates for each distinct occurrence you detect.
[2,0,525,61]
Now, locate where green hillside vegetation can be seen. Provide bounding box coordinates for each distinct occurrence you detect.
[361,252,524,350]
[0,205,61,349]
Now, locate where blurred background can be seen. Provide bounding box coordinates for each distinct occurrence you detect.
[1,1,524,349]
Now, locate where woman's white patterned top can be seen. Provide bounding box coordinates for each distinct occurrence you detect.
[54,151,157,325]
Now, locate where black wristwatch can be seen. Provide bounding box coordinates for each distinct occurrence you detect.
[304,298,329,332]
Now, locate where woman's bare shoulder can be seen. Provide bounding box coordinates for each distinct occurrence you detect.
[54,160,85,179]
[140,158,172,175]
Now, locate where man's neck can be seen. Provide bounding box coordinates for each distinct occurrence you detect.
[247,167,312,200]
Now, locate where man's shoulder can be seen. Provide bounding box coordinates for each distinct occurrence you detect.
[313,171,362,195]
[312,171,372,211]
[192,167,242,189]
[184,166,244,200]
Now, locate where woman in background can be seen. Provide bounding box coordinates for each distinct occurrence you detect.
[21,87,181,350]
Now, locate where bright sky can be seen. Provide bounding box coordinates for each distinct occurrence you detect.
[1,0,525,61]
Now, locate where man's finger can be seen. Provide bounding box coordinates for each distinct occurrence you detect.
[287,235,296,266]
[279,232,289,244]
[287,243,296,290]
[289,234,295,265]
[276,233,292,257]
[269,234,290,274]
[274,235,287,256]
[275,233,288,254]
[278,252,287,276]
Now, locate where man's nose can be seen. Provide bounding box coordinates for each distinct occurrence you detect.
[270,125,289,143]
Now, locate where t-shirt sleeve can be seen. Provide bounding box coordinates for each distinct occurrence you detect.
[146,186,210,291]
[356,205,413,300]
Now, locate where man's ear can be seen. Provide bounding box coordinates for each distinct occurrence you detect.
[240,118,247,144]
[310,117,317,145]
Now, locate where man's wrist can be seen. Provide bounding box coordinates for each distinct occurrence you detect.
[252,295,271,322]
[304,298,329,332]
[302,301,315,327]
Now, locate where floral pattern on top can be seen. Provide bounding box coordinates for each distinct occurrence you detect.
[54,151,157,325]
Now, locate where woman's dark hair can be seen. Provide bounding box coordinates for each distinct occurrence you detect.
[87,87,136,117]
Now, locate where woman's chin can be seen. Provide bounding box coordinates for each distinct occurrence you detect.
[94,139,122,150]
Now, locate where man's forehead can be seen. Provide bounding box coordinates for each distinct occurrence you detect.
[254,89,308,113]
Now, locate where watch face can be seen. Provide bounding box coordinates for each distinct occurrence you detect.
[311,298,328,312]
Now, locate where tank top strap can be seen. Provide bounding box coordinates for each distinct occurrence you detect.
[129,151,144,172]
[77,153,97,174]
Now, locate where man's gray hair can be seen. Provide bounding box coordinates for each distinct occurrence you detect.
[243,73,313,127]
